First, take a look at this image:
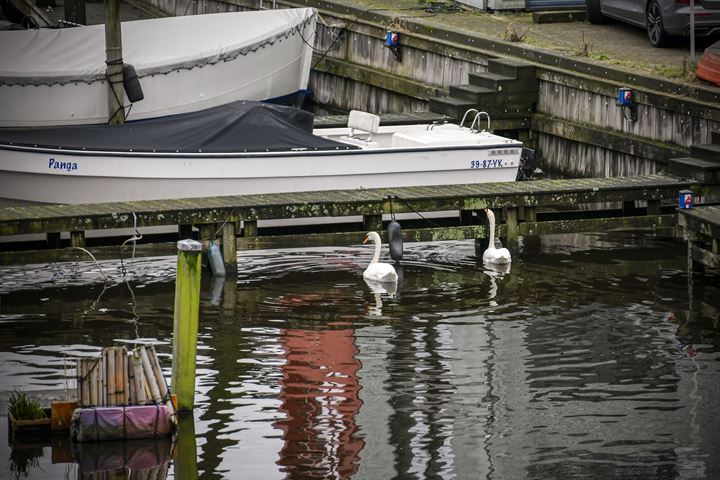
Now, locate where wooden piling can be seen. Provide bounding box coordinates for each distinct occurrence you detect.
[221,222,237,273]
[524,207,537,223]
[242,220,258,237]
[198,224,214,250]
[172,239,203,412]
[70,230,85,248]
[105,0,124,125]
[506,207,519,241]
[363,214,383,232]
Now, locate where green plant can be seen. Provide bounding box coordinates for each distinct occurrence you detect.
[8,391,46,421]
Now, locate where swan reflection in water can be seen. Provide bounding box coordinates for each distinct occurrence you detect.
[364,278,398,316]
[363,264,402,316]
[482,260,511,307]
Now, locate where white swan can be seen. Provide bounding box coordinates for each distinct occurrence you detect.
[483,208,511,265]
[363,231,398,283]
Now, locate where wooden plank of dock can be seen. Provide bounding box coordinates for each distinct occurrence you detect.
[0,175,692,237]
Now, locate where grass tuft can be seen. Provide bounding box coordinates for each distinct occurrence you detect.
[8,391,47,421]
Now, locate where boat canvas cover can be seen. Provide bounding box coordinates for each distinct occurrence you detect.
[0,8,316,86]
[0,101,359,153]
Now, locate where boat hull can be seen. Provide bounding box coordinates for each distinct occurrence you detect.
[0,145,522,204]
[0,9,316,127]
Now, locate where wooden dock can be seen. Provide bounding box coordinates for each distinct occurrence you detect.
[0,174,695,267]
[677,205,720,276]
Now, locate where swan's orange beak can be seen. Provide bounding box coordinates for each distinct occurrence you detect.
[363,235,369,244]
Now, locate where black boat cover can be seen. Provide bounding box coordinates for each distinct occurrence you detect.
[0,101,359,153]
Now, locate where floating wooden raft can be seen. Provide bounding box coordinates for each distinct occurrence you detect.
[76,345,171,408]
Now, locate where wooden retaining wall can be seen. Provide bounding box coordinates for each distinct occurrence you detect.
[535,74,720,177]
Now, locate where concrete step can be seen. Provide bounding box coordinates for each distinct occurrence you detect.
[449,84,538,104]
[711,130,720,145]
[665,157,720,184]
[469,71,538,92]
[449,84,495,102]
[690,144,720,162]
[487,58,537,81]
[429,95,534,120]
[428,96,475,119]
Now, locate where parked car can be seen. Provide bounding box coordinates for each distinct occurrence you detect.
[697,39,720,85]
[586,0,720,47]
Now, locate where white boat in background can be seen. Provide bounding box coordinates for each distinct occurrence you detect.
[0,8,316,127]
[0,102,524,205]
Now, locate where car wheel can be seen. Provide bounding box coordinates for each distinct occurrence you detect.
[646,0,670,47]
[586,0,607,24]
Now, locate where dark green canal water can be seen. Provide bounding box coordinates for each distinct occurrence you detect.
[0,232,718,479]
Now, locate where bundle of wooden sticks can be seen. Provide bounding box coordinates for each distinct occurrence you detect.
[76,345,171,408]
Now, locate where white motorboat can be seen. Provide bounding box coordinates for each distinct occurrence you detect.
[0,102,524,205]
[0,8,316,127]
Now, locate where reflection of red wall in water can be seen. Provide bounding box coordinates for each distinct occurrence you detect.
[274,328,364,479]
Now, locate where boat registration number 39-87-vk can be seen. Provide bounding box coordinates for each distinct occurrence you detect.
[470,159,504,169]
[470,148,519,169]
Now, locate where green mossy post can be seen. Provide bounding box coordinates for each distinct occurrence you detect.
[172,239,202,412]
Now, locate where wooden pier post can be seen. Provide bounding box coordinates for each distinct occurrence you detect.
[363,214,383,232]
[506,208,519,241]
[524,207,537,223]
[171,239,202,412]
[70,230,85,248]
[105,0,124,125]
[243,220,258,237]
[198,224,214,250]
[221,222,237,273]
